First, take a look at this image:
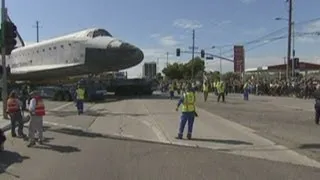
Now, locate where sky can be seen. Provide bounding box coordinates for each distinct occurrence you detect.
[5,0,320,77]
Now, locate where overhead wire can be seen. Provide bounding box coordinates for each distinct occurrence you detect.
[219,17,320,56]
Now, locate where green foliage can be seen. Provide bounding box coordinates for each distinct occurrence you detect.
[162,56,205,80]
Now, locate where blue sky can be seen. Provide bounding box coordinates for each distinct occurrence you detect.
[6,0,320,77]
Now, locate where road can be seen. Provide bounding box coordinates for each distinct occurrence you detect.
[0,95,320,179]
[196,93,320,161]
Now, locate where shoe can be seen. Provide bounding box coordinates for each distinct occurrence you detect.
[187,134,192,140]
[27,141,36,147]
[175,134,183,139]
[11,133,17,138]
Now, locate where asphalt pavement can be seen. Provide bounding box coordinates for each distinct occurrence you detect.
[196,93,320,162]
[0,95,320,179]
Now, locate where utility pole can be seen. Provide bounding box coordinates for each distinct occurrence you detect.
[33,20,40,42]
[166,52,169,66]
[191,29,195,79]
[286,0,293,81]
[219,48,222,80]
[1,0,8,119]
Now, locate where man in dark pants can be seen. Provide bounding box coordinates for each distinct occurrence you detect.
[313,89,320,125]
[7,91,26,138]
[217,81,225,103]
[0,128,6,151]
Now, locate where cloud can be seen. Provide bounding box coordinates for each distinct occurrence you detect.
[173,19,203,29]
[150,33,180,47]
[150,33,160,38]
[240,0,256,4]
[159,36,179,47]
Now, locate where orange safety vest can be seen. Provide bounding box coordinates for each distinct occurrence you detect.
[6,98,19,113]
[34,96,46,116]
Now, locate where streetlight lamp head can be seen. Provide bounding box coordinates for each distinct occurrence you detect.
[275,17,281,20]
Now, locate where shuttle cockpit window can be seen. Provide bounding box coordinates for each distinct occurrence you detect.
[92,29,112,38]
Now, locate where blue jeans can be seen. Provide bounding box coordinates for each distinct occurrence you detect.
[178,112,195,136]
[76,100,84,113]
[243,89,249,100]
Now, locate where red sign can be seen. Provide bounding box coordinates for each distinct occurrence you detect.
[233,45,245,73]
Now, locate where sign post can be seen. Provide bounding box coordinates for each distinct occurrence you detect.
[233,45,245,73]
[1,0,8,119]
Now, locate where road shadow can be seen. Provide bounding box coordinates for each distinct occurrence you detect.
[33,143,81,153]
[0,151,30,177]
[48,109,148,118]
[112,94,181,100]
[188,138,253,145]
[299,143,320,149]
[48,128,104,138]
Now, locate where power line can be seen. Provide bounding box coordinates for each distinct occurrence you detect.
[219,17,320,56]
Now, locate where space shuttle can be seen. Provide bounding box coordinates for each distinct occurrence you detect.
[3,23,144,81]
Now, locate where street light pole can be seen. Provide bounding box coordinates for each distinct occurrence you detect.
[191,29,195,79]
[287,0,293,80]
[212,46,223,80]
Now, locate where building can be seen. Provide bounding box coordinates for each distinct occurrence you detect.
[142,62,157,79]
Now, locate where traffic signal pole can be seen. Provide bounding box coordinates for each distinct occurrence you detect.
[1,0,8,119]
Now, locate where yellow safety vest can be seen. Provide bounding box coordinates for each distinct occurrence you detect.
[203,84,208,92]
[244,83,248,89]
[217,82,225,93]
[182,92,195,112]
[76,88,85,100]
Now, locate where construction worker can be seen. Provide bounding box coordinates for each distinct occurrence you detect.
[217,80,225,103]
[75,84,85,114]
[0,128,6,151]
[203,81,209,102]
[169,82,174,99]
[243,81,250,101]
[27,91,46,147]
[175,84,196,140]
[7,91,26,138]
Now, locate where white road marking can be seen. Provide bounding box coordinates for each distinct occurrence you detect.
[141,103,171,144]
[140,120,170,143]
[51,102,74,111]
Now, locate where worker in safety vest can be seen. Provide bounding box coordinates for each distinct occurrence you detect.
[76,85,85,114]
[216,80,225,102]
[7,91,26,138]
[0,128,6,151]
[175,84,197,139]
[27,91,46,147]
[243,81,250,101]
[169,83,175,99]
[203,81,209,102]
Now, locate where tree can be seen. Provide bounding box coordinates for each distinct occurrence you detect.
[156,73,163,81]
[162,56,205,80]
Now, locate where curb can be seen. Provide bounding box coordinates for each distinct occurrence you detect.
[0,120,11,132]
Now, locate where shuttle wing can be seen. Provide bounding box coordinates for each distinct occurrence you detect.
[11,63,81,74]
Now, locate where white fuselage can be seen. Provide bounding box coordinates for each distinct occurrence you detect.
[4,28,144,81]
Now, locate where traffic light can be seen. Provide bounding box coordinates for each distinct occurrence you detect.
[200,49,205,58]
[176,48,180,57]
[1,21,17,55]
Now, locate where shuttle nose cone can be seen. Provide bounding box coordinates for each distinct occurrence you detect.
[120,43,144,66]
